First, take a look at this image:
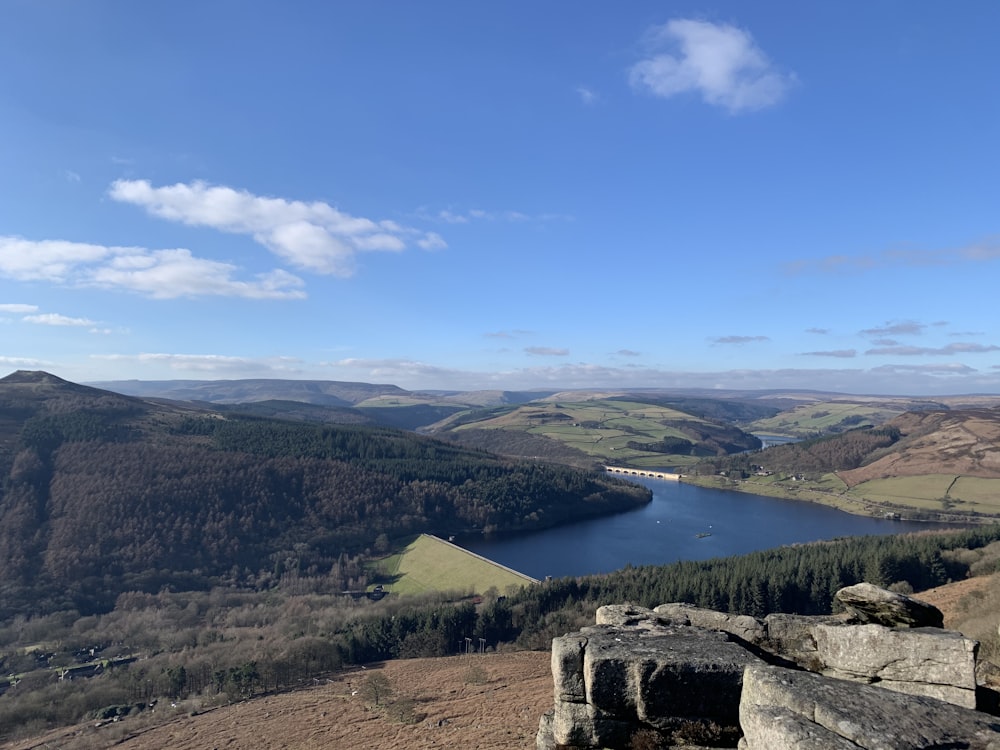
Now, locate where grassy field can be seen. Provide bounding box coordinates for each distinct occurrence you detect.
[373,534,537,596]
[450,399,724,468]
[845,475,1000,515]
[685,470,1000,521]
[746,400,908,437]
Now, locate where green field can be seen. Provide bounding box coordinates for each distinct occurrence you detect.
[747,400,907,437]
[373,534,537,596]
[846,475,1000,515]
[451,399,727,468]
[685,470,1000,520]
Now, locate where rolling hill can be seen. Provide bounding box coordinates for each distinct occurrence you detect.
[0,371,649,619]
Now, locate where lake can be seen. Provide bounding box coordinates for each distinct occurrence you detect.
[457,476,955,580]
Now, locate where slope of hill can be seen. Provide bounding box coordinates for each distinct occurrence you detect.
[0,371,649,619]
[430,397,764,470]
[0,651,553,750]
[692,405,1000,520]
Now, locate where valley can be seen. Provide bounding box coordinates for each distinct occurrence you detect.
[5,370,1000,745]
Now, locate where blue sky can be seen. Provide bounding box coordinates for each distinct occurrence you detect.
[2,2,999,395]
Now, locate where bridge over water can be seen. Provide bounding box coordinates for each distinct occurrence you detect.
[605,465,681,481]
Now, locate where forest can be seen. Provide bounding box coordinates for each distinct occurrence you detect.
[0,372,649,620]
[693,424,902,477]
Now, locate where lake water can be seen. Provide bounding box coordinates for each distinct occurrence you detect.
[457,476,955,580]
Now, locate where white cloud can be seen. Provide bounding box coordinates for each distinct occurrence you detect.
[0,236,305,300]
[109,179,445,277]
[23,313,96,326]
[629,19,794,113]
[0,356,52,368]
[93,353,305,375]
[525,346,570,356]
[785,236,1000,275]
[0,303,39,313]
[576,86,598,105]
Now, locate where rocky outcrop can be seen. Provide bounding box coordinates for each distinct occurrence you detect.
[545,621,765,748]
[740,664,1000,750]
[835,581,945,628]
[814,621,978,706]
[537,584,995,749]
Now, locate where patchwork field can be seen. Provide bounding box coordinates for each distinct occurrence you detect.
[845,475,1000,515]
[374,534,537,596]
[447,399,740,469]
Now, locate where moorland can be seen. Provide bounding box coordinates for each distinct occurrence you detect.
[5,370,1000,745]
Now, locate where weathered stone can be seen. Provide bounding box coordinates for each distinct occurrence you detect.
[655,603,767,645]
[595,603,662,628]
[835,582,944,628]
[550,698,634,748]
[536,710,555,750]
[762,612,844,669]
[551,633,588,702]
[741,663,1000,750]
[814,622,978,707]
[581,623,763,745]
[740,703,859,749]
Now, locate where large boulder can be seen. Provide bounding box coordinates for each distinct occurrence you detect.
[814,622,979,707]
[740,663,1000,750]
[545,623,765,749]
[655,603,767,646]
[835,582,944,628]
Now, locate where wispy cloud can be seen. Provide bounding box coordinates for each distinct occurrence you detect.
[109,179,445,277]
[785,236,1000,275]
[629,19,795,113]
[0,237,306,300]
[865,343,1000,357]
[525,346,570,356]
[417,207,572,225]
[64,170,81,183]
[93,353,305,375]
[485,330,532,340]
[0,303,39,313]
[860,321,925,337]
[805,327,829,335]
[576,86,598,105]
[711,335,769,345]
[800,349,857,358]
[23,313,96,326]
[0,356,52,367]
[615,349,641,357]
[870,363,976,375]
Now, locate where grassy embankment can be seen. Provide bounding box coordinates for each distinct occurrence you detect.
[372,534,537,596]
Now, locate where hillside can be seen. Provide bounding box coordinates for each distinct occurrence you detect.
[4,574,995,750]
[692,405,1000,520]
[0,371,649,619]
[430,397,765,470]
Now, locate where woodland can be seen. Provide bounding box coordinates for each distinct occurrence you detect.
[0,372,648,621]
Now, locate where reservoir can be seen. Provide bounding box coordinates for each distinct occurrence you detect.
[457,476,955,580]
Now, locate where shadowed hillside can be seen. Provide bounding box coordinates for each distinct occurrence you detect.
[0,371,649,619]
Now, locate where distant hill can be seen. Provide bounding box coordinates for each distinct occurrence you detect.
[88,377,409,406]
[694,405,1000,520]
[706,406,1000,482]
[428,396,766,470]
[0,371,649,619]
